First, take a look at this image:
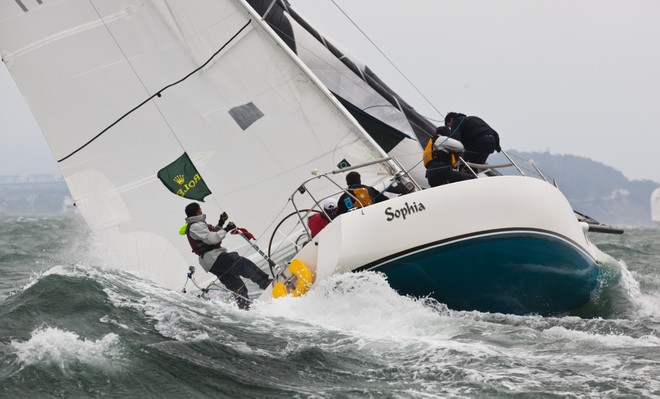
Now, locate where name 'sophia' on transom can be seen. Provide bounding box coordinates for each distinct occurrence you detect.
[385,202,426,221]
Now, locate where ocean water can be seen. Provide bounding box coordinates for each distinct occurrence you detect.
[1,216,658,398]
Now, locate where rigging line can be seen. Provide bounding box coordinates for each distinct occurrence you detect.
[208,195,266,272]
[209,187,292,245]
[328,0,444,120]
[264,20,437,140]
[361,104,443,123]
[196,177,293,273]
[204,194,289,277]
[57,16,253,163]
[262,0,278,19]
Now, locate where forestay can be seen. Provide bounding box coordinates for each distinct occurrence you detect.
[0,0,398,290]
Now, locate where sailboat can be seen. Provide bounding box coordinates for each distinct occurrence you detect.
[0,0,612,315]
[652,187,660,223]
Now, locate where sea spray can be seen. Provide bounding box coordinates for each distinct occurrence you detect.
[1,218,659,397]
[12,327,123,371]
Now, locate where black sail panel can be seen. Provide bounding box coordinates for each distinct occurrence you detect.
[333,93,410,153]
[246,0,437,147]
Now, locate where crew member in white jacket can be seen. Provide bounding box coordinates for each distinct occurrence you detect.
[184,202,271,309]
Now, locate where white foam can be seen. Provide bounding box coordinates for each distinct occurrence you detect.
[252,273,456,339]
[600,257,660,320]
[15,263,97,296]
[543,325,660,348]
[615,260,642,301]
[99,315,131,330]
[589,239,617,265]
[588,243,653,319]
[636,292,660,319]
[11,327,123,370]
[97,267,241,342]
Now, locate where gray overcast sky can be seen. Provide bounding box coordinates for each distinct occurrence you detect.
[2,0,660,183]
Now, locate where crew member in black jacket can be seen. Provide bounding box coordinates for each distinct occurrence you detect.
[424,126,474,187]
[444,112,501,172]
[337,171,388,215]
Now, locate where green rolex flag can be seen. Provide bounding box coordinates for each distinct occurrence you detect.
[157,153,212,201]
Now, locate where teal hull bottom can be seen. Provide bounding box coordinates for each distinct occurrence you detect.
[370,231,600,316]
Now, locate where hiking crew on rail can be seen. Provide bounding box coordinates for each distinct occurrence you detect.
[184,202,271,309]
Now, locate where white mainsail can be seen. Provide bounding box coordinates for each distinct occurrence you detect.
[0,0,401,289]
[652,187,660,222]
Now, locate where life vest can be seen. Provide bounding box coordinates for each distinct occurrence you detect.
[423,138,457,167]
[341,187,374,211]
[186,223,222,257]
[351,187,372,209]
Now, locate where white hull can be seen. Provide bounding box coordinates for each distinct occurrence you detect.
[301,176,592,276]
[261,176,600,315]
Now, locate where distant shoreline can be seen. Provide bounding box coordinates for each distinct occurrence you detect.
[0,174,74,216]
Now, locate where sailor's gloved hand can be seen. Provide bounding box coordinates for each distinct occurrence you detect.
[223,221,236,232]
[218,212,228,226]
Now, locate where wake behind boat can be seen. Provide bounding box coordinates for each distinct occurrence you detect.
[0,0,619,316]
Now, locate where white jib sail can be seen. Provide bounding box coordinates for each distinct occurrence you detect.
[0,0,399,290]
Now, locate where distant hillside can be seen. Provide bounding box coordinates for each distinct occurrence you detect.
[0,175,73,216]
[2,152,657,225]
[501,151,659,226]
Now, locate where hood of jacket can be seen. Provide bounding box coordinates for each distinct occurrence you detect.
[185,214,206,225]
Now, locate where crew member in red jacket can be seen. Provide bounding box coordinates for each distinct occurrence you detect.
[307,198,338,238]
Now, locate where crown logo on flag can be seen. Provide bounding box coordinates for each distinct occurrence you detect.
[158,153,211,201]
